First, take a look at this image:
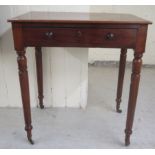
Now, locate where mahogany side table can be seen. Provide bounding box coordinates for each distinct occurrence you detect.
[8,12,152,146]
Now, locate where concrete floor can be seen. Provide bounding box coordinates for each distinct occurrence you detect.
[0,65,155,148]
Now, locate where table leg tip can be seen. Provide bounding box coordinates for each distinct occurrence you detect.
[125,136,130,146]
[125,141,130,146]
[117,108,122,113]
[28,138,34,145]
[40,104,44,109]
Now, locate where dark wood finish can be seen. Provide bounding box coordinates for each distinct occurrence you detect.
[23,26,137,48]
[11,22,33,144]
[8,12,151,146]
[125,52,143,146]
[35,47,44,109]
[125,25,148,146]
[8,11,151,24]
[16,49,33,144]
[116,48,127,113]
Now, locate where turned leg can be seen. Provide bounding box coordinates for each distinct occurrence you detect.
[116,48,127,113]
[17,50,34,144]
[35,47,44,109]
[125,52,143,146]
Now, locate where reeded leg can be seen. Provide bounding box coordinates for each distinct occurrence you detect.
[35,47,44,109]
[125,52,143,146]
[116,48,127,113]
[17,49,34,144]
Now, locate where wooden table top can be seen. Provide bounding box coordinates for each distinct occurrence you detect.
[8,11,152,24]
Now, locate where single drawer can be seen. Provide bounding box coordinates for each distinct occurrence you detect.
[23,28,80,46]
[23,27,137,48]
[78,28,137,48]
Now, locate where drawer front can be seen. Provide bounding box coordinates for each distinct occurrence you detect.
[23,27,137,48]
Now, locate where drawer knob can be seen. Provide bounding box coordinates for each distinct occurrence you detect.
[45,32,53,38]
[106,33,115,40]
[77,30,82,37]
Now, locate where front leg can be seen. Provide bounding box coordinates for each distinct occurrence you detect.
[125,52,143,146]
[17,49,34,144]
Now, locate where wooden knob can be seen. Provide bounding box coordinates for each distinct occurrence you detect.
[45,32,53,38]
[106,33,115,40]
[77,30,82,37]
